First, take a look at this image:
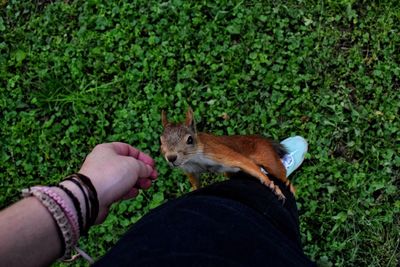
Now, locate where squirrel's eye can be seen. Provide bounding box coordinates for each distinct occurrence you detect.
[186,136,193,145]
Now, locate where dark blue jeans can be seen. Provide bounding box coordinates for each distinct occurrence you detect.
[94,173,315,266]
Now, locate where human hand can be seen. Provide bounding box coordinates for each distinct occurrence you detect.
[77,142,157,223]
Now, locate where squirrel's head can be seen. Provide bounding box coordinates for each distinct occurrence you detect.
[160,107,198,167]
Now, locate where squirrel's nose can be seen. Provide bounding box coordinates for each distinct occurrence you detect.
[167,155,177,163]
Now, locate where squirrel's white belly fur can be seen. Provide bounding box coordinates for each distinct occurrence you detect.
[180,153,240,174]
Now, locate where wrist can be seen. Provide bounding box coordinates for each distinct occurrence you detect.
[65,173,100,227]
[77,168,106,212]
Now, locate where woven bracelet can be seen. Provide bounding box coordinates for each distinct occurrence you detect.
[22,188,74,260]
[56,184,84,237]
[35,186,80,246]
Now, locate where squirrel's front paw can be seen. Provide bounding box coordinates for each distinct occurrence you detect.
[266,180,286,202]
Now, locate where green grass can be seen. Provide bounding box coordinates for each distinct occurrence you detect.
[1,0,399,266]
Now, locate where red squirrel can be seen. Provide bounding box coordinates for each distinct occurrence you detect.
[160,107,293,200]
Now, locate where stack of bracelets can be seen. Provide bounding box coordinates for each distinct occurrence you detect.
[21,173,98,262]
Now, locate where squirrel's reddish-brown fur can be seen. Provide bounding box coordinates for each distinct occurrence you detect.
[160,108,293,200]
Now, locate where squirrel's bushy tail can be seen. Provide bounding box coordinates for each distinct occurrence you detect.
[271,141,288,159]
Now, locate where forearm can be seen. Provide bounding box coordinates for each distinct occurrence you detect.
[0,197,62,267]
[0,182,87,267]
[0,142,157,267]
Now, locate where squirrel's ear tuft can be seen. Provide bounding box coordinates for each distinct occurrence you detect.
[185,107,196,132]
[161,110,168,127]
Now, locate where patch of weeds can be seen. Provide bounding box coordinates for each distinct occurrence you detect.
[1,0,399,266]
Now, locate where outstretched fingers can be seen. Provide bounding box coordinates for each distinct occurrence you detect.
[108,142,158,200]
[110,142,155,167]
[110,142,158,180]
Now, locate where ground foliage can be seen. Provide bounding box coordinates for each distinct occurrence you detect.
[1,0,399,266]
